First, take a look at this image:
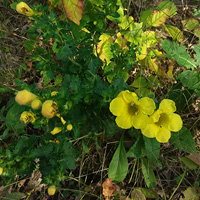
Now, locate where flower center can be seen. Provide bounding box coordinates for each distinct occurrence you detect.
[128,102,139,115]
[155,113,168,127]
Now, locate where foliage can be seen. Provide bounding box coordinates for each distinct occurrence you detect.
[0,0,199,198]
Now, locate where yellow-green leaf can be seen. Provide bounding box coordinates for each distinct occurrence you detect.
[97,34,113,64]
[62,0,84,25]
[148,8,170,27]
[142,31,158,48]
[194,27,200,38]
[115,32,127,50]
[182,19,199,31]
[164,24,183,42]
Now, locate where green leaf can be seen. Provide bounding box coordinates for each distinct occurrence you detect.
[162,40,196,69]
[130,77,148,88]
[54,74,63,86]
[62,0,84,25]
[182,19,199,31]
[177,70,200,94]
[170,127,197,154]
[163,24,183,42]
[108,135,128,182]
[181,187,200,200]
[88,56,103,74]
[2,192,26,200]
[141,158,156,189]
[194,43,200,67]
[194,27,200,38]
[143,137,160,166]
[127,135,143,158]
[179,157,198,170]
[157,0,177,17]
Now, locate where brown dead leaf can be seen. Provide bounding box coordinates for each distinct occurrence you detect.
[103,178,117,199]
[187,154,200,167]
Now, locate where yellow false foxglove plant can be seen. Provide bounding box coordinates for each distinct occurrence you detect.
[141,99,183,143]
[41,100,58,118]
[31,99,42,110]
[20,111,35,124]
[15,90,37,105]
[51,127,62,135]
[48,185,56,195]
[109,90,155,129]
[16,2,34,16]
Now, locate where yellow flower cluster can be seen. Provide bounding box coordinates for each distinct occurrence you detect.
[110,90,183,143]
[15,90,71,136]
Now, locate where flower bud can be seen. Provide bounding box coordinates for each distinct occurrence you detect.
[51,127,62,135]
[48,185,56,196]
[42,100,58,118]
[31,99,42,110]
[16,2,34,16]
[15,90,37,105]
[66,124,73,131]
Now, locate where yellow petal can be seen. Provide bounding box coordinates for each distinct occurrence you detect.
[155,126,171,143]
[139,97,156,115]
[131,112,149,129]
[150,110,161,123]
[16,2,34,16]
[115,115,132,129]
[159,99,176,113]
[60,117,66,125]
[141,124,159,138]
[121,90,138,104]
[109,97,127,116]
[167,113,183,132]
[51,127,62,135]
[20,111,35,124]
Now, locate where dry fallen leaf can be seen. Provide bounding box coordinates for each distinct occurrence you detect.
[187,154,200,166]
[103,178,117,199]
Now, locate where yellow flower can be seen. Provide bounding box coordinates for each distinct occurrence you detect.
[0,167,3,175]
[41,100,58,118]
[31,99,42,110]
[16,2,34,16]
[141,99,183,143]
[51,127,62,135]
[66,124,73,131]
[15,90,37,105]
[109,90,156,129]
[48,185,56,196]
[20,111,35,124]
[51,91,58,96]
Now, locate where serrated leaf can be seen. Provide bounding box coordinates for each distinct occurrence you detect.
[88,56,103,74]
[2,192,26,200]
[182,19,199,31]
[164,24,183,42]
[143,137,160,165]
[162,40,197,69]
[24,40,35,52]
[108,135,128,182]
[130,77,148,88]
[194,43,200,66]
[147,8,170,27]
[170,127,197,154]
[142,31,158,48]
[54,74,63,86]
[62,0,84,25]
[141,158,156,189]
